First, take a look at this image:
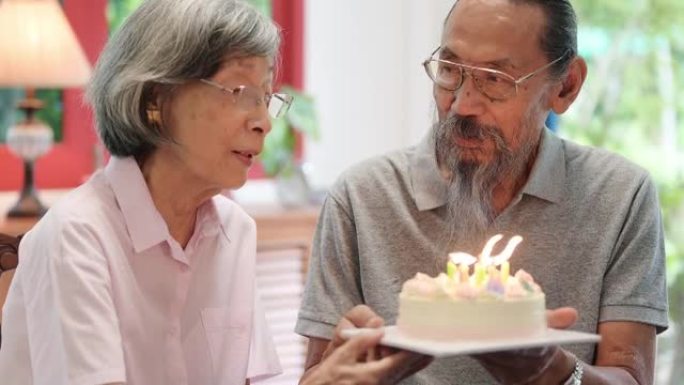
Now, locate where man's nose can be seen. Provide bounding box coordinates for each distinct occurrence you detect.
[448,75,487,117]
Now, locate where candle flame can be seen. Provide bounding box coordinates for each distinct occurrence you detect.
[449,252,477,266]
[480,234,504,265]
[492,235,523,265]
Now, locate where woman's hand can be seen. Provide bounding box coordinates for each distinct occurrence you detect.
[300,305,433,385]
[471,307,579,385]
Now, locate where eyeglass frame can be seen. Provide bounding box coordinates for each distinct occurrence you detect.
[422,47,570,101]
[199,78,294,119]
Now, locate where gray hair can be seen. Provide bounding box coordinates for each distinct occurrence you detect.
[86,0,280,157]
[445,0,577,78]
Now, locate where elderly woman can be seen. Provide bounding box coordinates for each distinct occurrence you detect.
[0,1,429,384]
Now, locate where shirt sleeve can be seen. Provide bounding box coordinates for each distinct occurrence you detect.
[599,175,669,333]
[246,285,282,382]
[23,219,126,385]
[295,189,364,340]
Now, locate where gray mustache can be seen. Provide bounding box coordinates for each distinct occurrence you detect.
[442,115,501,141]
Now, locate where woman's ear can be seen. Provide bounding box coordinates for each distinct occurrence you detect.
[550,56,587,114]
[144,84,165,128]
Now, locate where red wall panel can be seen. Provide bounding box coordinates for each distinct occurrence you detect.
[0,0,108,191]
[0,0,303,189]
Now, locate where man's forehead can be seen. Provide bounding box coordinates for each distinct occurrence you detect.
[442,0,546,69]
[438,46,517,71]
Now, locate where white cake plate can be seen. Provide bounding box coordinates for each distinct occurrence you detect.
[340,326,600,358]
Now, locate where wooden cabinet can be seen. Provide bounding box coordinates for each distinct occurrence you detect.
[251,205,319,384]
[0,217,33,237]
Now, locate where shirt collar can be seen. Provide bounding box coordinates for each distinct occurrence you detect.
[105,157,170,253]
[105,157,231,254]
[521,128,566,203]
[409,128,566,212]
[196,197,223,241]
[409,132,449,211]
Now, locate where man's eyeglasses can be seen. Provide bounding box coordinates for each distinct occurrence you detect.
[422,48,568,101]
[200,79,294,119]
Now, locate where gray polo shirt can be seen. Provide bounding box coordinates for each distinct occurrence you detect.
[295,129,668,385]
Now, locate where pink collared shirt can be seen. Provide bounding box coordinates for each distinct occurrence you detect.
[0,157,281,385]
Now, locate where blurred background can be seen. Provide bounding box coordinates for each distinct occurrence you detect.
[0,1,682,384]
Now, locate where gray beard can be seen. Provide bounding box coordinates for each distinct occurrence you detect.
[434,114,537,254]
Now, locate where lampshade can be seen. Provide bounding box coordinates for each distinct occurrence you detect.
[0,0,91,88]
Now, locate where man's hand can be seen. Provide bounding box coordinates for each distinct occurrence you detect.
[472,307,578,385]
[300,305,433,385]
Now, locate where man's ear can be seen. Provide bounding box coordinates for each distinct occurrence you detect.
[550,56,587,114]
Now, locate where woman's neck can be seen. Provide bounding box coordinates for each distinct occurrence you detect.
[139,151,219,249]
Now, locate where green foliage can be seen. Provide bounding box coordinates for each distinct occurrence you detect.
[246,0,271,17]
[107,0,144,33]
[0,89,63,143]
[260,86,320,176]
[107,0,271,32]
[35,90,64,142]
[0,89,22,143]
[561,0,684,331]
[574,0,684,36]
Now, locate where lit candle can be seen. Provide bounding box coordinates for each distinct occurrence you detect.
[449,252,477,283]
[459,264,470,282]
[500,261,510,283]
[472,234,503,286]
[480,234,503,266]
[447,261,457,279]
[487,265,498,279]
[474,263,486,286]
[491,235,523,284]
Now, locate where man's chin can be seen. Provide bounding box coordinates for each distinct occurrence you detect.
[456,151,491,167]
[454,136,487,149]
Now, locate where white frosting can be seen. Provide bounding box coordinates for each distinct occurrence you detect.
[397,268,547,340]
[397,293,547,340]
[401,268,541,301]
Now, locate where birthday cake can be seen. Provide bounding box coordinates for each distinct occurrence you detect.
[396,235,546,340]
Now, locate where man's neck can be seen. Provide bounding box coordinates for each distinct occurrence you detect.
[490,144,541,216]
[491,177,526,216]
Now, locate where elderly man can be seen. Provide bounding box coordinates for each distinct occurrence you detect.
[296,0,668,384]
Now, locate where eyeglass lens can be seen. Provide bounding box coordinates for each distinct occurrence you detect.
[233,86,291,119]
[426,60,515,100]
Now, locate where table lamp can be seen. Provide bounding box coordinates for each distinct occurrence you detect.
[0,0,91,217]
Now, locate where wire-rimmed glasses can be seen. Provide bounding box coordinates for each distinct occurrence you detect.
[422,48,568,101]
[200,79,294,119]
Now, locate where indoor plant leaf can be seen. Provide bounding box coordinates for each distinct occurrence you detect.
[281,86,320,140]
[260,116,294,176]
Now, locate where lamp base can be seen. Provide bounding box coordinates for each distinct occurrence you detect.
[4,92,54,219]
[7,194,48,218]
[6,160,48,218]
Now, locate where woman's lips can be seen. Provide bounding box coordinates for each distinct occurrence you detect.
[232,151,254,167]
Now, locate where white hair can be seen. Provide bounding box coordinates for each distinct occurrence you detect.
[86,0,280,157]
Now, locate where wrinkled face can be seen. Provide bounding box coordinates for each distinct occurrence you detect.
[435,0,559,241]
[435,0,554,172]
[161,56,273,190]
